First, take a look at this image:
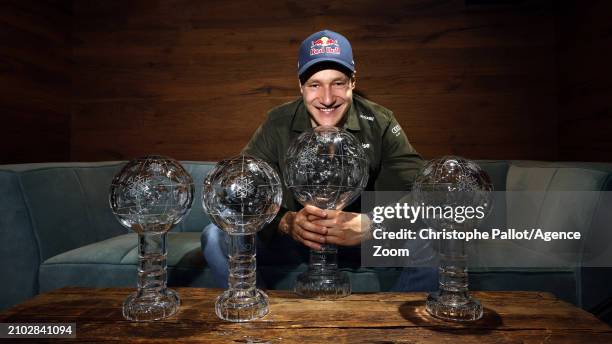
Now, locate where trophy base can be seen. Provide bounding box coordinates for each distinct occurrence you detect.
[122,288,180,321]
[294,270,351,300]
[215,289,269,322]
[425,291,483,322]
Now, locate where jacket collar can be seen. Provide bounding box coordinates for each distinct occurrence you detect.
[291,98,361,133]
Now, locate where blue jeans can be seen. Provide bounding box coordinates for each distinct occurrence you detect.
[201,223,438,291]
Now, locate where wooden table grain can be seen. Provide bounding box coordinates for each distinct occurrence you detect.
[1,287,610,343]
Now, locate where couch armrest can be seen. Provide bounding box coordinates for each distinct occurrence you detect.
[0,171,40,310]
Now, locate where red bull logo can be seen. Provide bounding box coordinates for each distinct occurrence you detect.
[310,36,341,56]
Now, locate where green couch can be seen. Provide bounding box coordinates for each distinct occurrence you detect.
[1,160,611,322]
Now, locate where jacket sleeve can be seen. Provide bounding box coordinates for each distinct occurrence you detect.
[375,112,424,191]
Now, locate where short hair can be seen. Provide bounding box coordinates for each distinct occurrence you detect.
[299,61,355,85]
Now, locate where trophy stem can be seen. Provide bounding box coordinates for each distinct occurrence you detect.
[228,234,257,297]
[123,232,180,321]
[215,233,268,322]
[137,233,168,295]
[295,243,351,299]
[309,244,338,272]
[426,237,483,321]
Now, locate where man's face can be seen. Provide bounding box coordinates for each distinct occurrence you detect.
[300,69,355,127]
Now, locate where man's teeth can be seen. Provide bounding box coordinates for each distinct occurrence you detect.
[320,108,335,113]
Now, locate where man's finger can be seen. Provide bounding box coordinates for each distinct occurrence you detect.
[294,223,326,243]
[303,205,327,218]
[301,238,322,250]
[299,227,326,244]
[307,214,326,221]
[292,227,323,250]
[311,218,338,227]
[297,218,328,235]
[322,227,344,237]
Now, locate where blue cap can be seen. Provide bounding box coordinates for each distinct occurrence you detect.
[297,29,355,77]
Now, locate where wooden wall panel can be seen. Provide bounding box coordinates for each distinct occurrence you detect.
[557,0,612,162]
[69,0,562,162]
[0,0,71,164]
[2,1,608,164]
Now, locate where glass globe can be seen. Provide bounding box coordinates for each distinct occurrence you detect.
[110,156,194,233]
[202,155,282,322]
[413,156,493,322]
[109,155,194,321]
[285,126,368,210]
[413,156,493,229]
[203,155,282,235]
[284,126,369,299]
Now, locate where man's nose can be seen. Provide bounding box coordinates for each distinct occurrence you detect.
[321,86,334,106]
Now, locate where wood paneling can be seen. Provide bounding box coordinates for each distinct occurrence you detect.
[70,0,560,162]
[557,0,612,162]
[6,1,608,163]
[0,0,71,164]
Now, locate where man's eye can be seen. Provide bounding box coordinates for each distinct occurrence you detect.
[334,82,347,87]
[309,84,319,88]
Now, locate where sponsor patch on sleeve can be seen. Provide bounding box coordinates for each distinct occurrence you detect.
[391,124,402,136]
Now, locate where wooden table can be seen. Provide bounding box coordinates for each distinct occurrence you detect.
[1,287,611,343]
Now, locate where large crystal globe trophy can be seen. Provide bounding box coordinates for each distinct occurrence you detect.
[284,126,369,299]
[109,155,194,321]
[202,155,282,322]
[413,156,493,321]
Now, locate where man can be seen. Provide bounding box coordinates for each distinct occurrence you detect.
[202,29,436,291]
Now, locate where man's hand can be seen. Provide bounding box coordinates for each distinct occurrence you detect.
[309,210,371,247]
[279,205,329,250]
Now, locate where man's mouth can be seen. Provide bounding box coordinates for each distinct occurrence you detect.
[317,106,340,113]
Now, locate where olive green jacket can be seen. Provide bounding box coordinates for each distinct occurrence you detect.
[242,94,423,239]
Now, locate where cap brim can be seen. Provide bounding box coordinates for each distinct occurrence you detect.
[298,57,355,77]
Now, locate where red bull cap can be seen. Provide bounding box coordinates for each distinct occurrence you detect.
[298,29,355,78]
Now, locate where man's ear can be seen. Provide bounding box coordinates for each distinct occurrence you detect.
[350,72,356,89]
[298,79,304,94]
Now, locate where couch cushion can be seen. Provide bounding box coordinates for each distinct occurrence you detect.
[174,162,215,232]
[73,165,130,240]
[39,232,218,293]
[19,167,126,261]
[501,161,612,308]
[506,162,612,259]
[507,162,612,191]
[13,161,216,263]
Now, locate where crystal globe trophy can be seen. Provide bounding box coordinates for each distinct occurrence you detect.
[202,155,282,322]
[109,155,194,321]
[284,126,369,299]
[413,156,493,321]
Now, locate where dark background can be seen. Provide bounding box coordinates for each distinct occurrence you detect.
[1,0,610,164]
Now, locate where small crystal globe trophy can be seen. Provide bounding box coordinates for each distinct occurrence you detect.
[284,126,369,299]
[413,156,493,321]
[109,155,194,321]
[202,155,282,322]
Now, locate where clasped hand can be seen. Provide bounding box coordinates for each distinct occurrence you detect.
[280,205,371,250]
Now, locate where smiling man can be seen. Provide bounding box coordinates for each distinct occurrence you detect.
[201,30,436,292]
[301,68,352,127]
